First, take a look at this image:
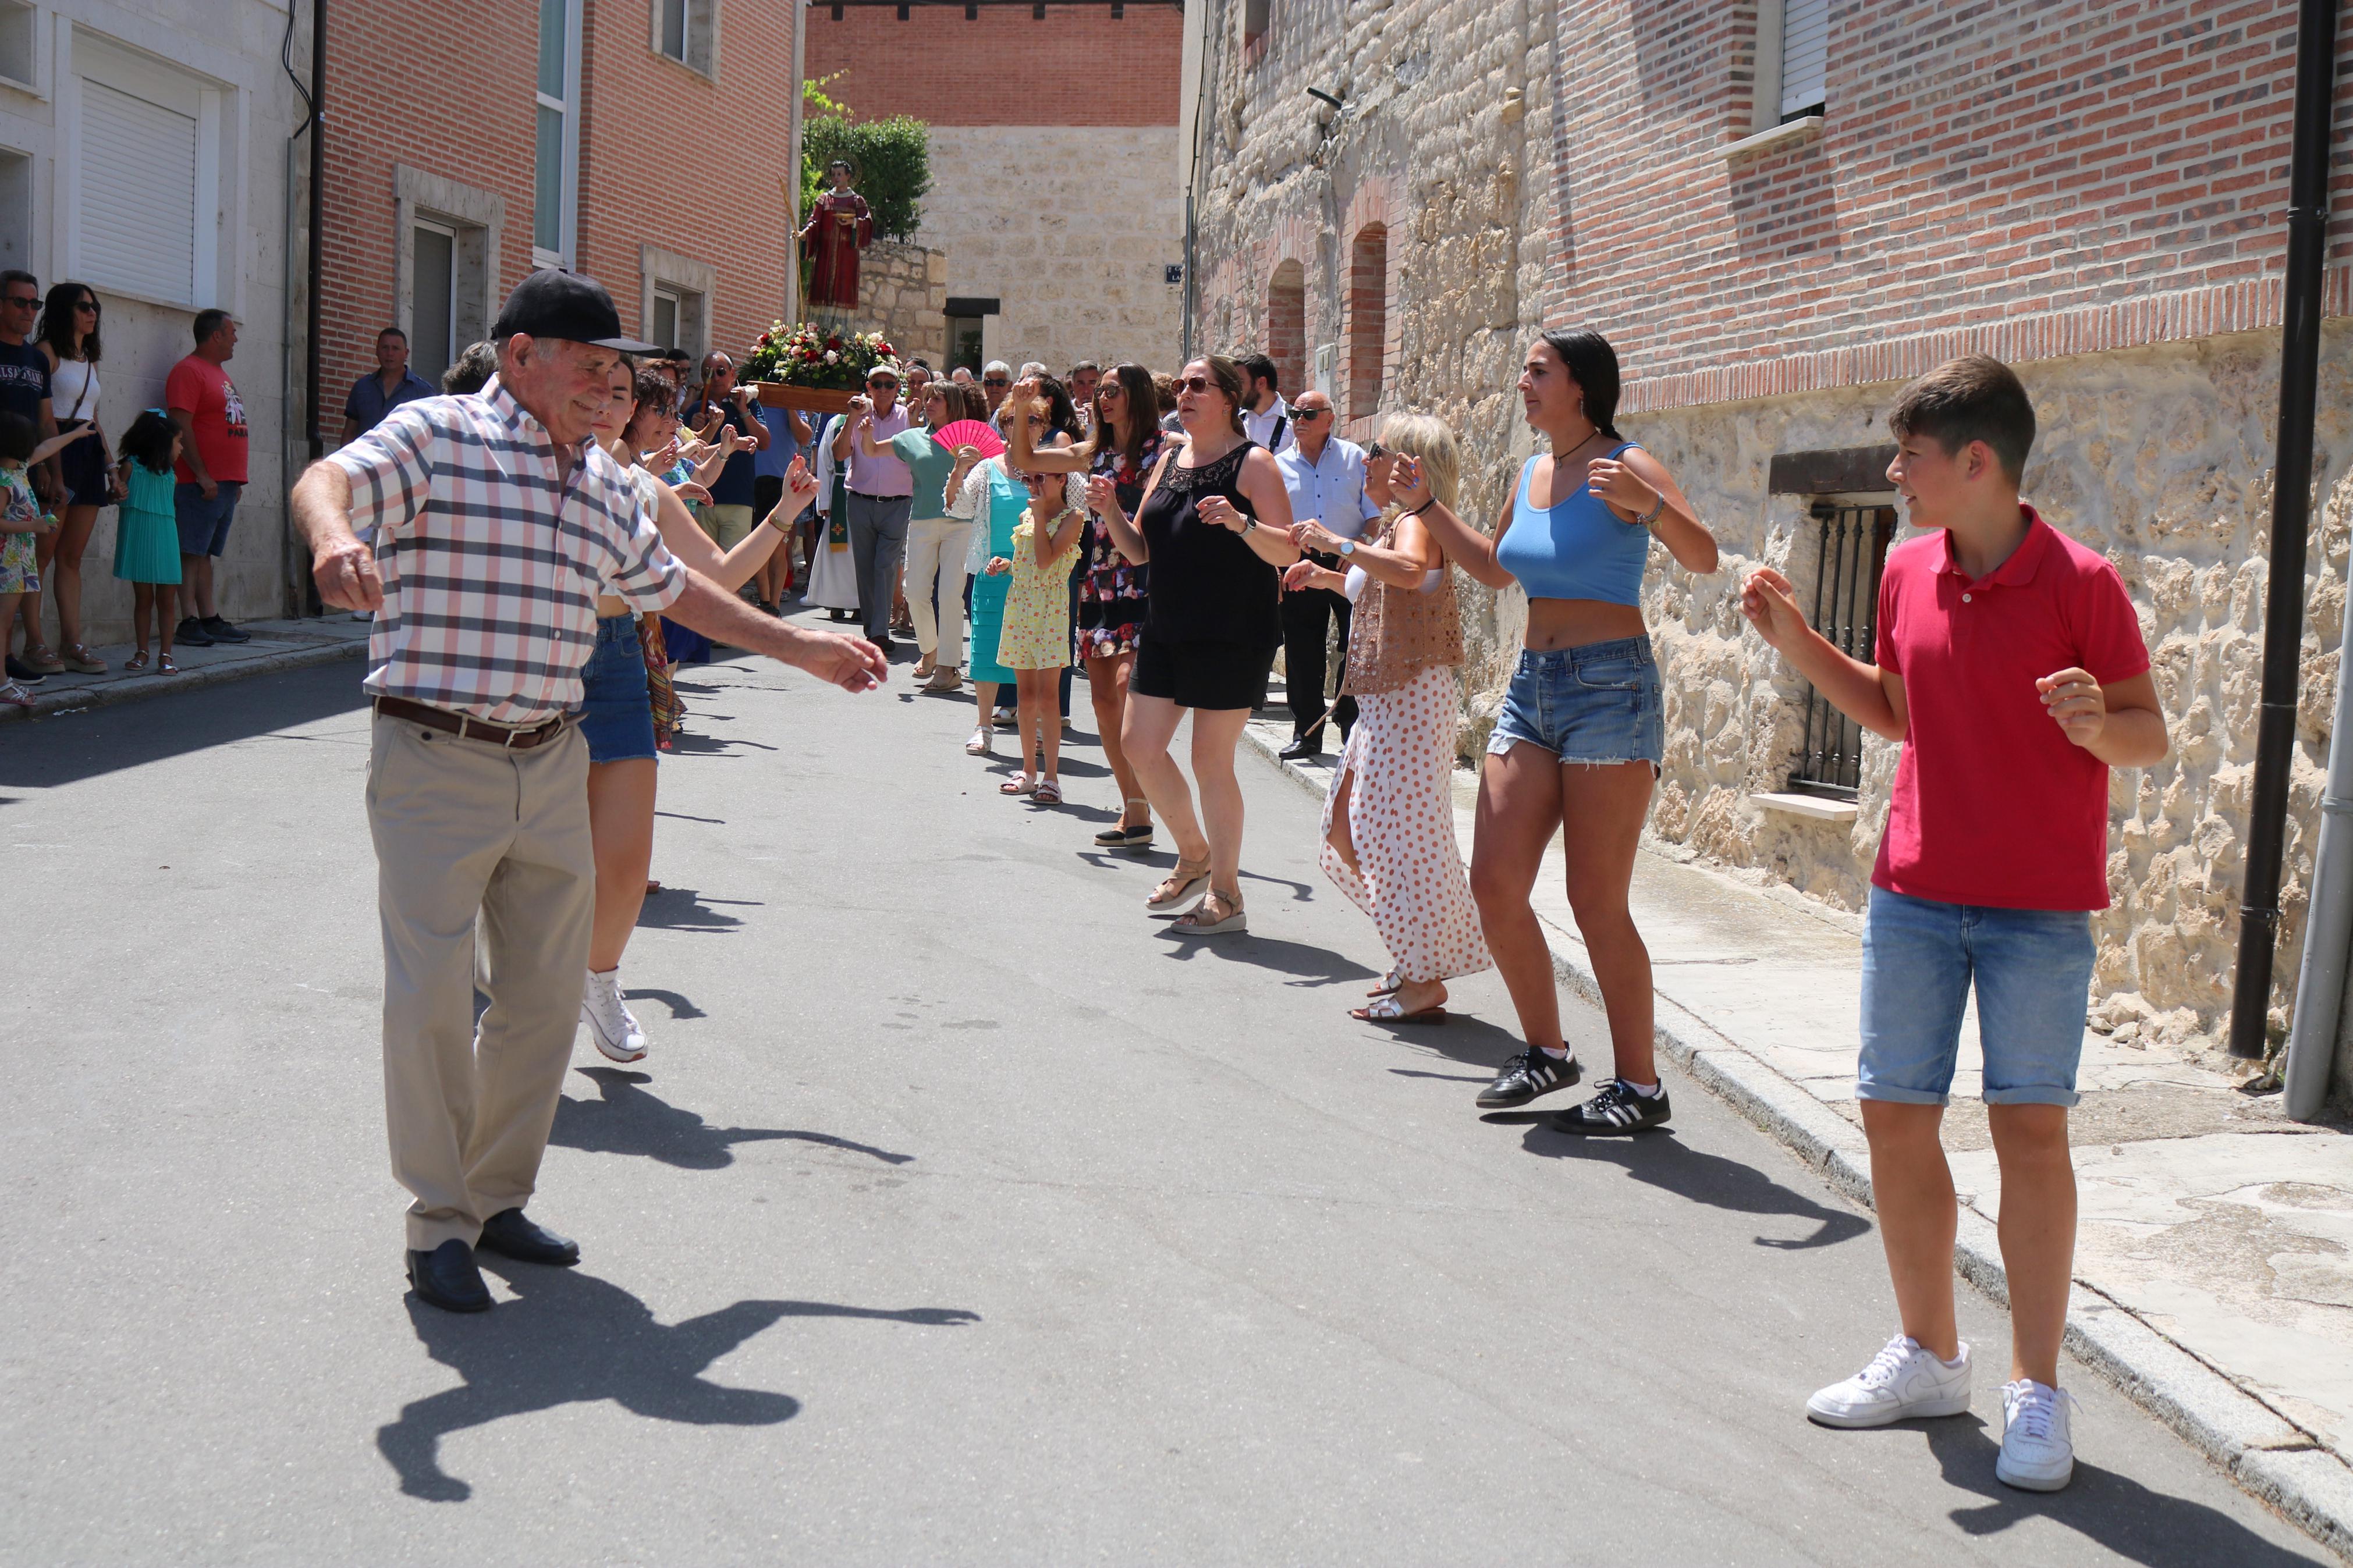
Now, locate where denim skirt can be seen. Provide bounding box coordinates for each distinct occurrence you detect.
[580,613,658,764]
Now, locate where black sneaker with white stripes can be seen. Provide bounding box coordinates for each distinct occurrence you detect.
[1548,1078,1673,1134]
[1475,1048,1583,1108]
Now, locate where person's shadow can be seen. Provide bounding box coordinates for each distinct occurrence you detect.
[551,1068,914,1171]
[378,1261,979,1502]
[1511,1125,1871,1250]
[1919,1417,2328,1565]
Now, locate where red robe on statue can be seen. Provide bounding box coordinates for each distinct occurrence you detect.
[801,191,873,309]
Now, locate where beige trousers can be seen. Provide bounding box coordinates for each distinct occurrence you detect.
[904,517,970,667]
[368,713,595,1251]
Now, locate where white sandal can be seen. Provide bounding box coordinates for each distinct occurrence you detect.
[966,727,993,756]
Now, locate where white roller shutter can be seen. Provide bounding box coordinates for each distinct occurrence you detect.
[77,72,199,304]
[1780,0,1829,120]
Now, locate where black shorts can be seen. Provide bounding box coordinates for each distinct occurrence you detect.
[58,422,109,507]
[1130,635,1275,712]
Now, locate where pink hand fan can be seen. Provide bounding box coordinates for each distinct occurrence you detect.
[934,419,1005,460]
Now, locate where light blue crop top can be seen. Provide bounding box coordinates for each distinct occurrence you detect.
[1494,444,1649,606]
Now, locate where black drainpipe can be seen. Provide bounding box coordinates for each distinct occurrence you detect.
[2229,0,2341,1059]
[306,0,326,468]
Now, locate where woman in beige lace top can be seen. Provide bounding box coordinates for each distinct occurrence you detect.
[1286,414,1492,1022]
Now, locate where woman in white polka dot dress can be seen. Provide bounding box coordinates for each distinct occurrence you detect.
[1286,414,1490,1022]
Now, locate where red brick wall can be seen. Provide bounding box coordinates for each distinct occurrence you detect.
[806,5,1181,125]
[1549,1,2353,411]
[577,0,798,362]
[318,1,538,429]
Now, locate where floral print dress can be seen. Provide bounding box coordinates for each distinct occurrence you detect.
[1077,429,1163,659]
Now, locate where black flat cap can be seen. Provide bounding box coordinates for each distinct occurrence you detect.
[492,269,660,354]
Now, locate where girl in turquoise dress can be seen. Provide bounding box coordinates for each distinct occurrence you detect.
[948,454,1024,757]
[111,411,184,672]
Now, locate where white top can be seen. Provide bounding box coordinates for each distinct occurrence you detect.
[51,357,98,422]
[1242,394,1293,454]
[1275,436,1381,541]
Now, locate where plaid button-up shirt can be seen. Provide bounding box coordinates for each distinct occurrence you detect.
[330,376,687,724]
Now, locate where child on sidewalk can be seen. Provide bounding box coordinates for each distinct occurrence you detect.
[1740,355,2168,1492]
[0,412,97,706]
[112,410,184,673]
[990,467,1085,803]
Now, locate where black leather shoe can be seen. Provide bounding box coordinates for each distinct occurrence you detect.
[1279,736,1322,762]
[1477,1048,1584,1108]
[406,1239,492,1313]
[477,1207,580,1266]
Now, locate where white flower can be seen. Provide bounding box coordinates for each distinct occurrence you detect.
[824,350,839,364]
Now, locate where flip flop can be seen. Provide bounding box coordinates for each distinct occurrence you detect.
[1351,993,1447,1025]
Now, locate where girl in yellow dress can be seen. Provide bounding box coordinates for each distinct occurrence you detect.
[990,467,1087,803]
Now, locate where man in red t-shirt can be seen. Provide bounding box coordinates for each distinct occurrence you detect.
[165,309,251,645]
[1741,357,2168,1494]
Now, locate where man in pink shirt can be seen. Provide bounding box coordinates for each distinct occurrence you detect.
[1741,356,2169,1493]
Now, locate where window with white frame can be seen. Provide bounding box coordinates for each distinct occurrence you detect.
[640,244,714,358]
[655,0,716,77]
[393,165,501,379]
[73,35,222,307]
[534,0,582,265]
[0,2,36,91]
[1774,0,1827,123]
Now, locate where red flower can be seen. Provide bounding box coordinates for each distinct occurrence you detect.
[828,335,843,350]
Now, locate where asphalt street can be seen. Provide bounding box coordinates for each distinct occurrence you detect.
[0,627,2327,1565]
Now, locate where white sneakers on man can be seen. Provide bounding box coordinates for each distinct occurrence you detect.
[1805,1334,1973,1428]
[1996,1378,2079,1491]
[579,969,648,1062]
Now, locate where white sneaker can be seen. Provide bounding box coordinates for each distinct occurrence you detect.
[1805,1334,1972,1428]
[1996,1378,2079,1491]
[579,969,648,1062]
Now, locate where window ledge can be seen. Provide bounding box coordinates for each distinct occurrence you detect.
[651,49,716,83]
[1724,115,1822,162]
[1754,790,1858,824]
[0,73,44,102]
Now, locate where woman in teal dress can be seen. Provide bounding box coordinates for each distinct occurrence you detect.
[945,397,1076,758]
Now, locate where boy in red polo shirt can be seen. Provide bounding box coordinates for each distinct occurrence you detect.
[1741,355,2167,1492]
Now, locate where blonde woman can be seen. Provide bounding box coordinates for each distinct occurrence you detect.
[1286,414,1489,1022]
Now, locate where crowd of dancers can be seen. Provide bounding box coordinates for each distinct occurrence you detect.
[293,268,2165,1501]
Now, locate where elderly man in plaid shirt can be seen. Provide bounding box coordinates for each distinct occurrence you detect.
[291,271,888,1314]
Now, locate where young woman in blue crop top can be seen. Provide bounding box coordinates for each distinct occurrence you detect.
[1412,328,1718,1134]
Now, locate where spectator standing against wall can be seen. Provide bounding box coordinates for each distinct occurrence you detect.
[167,309,251,647]
[342,327,437,443]
[1274,387,1380,759]
[0,269,60,681]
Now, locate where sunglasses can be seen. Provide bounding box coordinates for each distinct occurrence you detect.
[1365,442,1389,458]
[2,294,35,308]
[1294,407,1330,421]
[74,300,99,314]
[868,379,897,389]
[983,376,1009,387]
[1175,375,1216,394]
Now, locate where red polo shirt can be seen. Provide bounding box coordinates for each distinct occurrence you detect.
[1872,506,2149,911]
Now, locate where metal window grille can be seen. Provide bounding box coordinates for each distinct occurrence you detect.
[1790,501,1894,798]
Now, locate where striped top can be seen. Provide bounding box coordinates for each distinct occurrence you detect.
[329,376,687,724]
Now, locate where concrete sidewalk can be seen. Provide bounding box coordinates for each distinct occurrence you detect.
[1243,694,2353,1560]
[0,614,370,724]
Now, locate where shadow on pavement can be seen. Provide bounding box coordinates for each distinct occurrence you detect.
[0,661,368,790]
[1152,928,1380,987]
[624,986,707,1020]
[554,1067,916,1169]
[634,886,756,933]
[1916,1417,2327,1566]
[1511,1125,1872,1250]
[377,1260,978,1502]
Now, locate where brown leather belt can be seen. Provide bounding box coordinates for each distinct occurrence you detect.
[372,696,574,750]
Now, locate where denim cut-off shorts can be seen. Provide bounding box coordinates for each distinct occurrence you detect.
[1858,887,2096,1107]
[1486,635,1666,770]
[580,613,658,764]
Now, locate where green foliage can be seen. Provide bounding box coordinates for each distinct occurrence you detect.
[801,112,932,243]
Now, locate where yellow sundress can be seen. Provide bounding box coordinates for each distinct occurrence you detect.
[994,507,1083,670]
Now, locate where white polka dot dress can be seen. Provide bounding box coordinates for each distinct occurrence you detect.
[1319,664,1492,985]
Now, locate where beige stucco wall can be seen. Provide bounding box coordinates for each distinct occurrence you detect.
[917,125,1184,372]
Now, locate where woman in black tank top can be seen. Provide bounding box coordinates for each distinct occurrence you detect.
[1090,355,1299,936]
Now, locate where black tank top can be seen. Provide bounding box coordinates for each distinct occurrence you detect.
[1135,440,1280,648]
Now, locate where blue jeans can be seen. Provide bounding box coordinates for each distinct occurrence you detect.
[1858,887,2095,1107]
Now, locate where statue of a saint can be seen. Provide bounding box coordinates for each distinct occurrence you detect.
[800,159,873,311]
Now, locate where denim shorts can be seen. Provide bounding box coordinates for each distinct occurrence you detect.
[174,481,242,557]
[1486,635,1665,769]
[1858,887,2096,1107]
[579,614,657,764]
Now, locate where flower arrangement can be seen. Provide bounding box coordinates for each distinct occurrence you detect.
[739,321,898,390]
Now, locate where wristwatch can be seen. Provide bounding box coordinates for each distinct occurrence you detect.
[1241,517,1257,535]
[1337,538,1357,557]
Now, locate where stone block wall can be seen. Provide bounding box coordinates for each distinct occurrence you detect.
[857,240,948,368]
